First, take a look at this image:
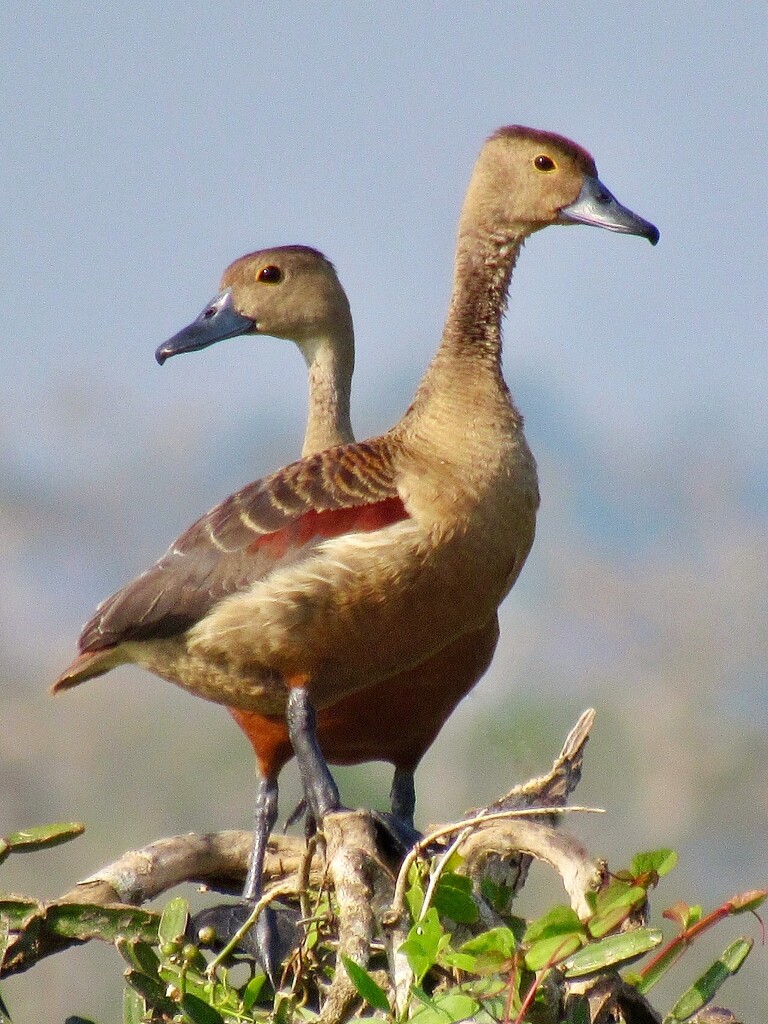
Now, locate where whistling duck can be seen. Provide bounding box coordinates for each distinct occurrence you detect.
[154,244,500,967]
[54,126,657,970]
[154,245,499,806]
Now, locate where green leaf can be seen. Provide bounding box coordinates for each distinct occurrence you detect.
[439,948,478,972]
[400,908,446,984]
[458,926,516,972]
[432,992,480,1021]
[242,973,267,1012]
[158,896,189,946]
[124,968,178,1016]
[340,955,390,1012]
[564,928,663,976]
[664,937,753,1023]
[462,975,508,997]
[442,850,466,874]
[0,898,40,929]
[406,878,426,922]
[720,936,753,971]
[122,985,145,1024]
[588,885,648,937]
[630,849,678,879]
[116,937,161,976]
[4,822,85,853]
[411,991,480,1024]
[179,993,225,1024]
[432,871,478,924]
[523,904,583,944]
[525,932,583,971]
[592,878,647,915]
[46,903,158,943]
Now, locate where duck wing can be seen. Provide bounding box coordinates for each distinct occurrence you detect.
[55,439,408,681]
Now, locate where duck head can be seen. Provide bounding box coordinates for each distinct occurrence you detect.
[461,126,659,245]
[156,245,354,365]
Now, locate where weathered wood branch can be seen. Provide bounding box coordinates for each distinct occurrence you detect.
[1,709,600,992]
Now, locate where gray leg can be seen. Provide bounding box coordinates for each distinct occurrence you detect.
[189,772,287,985]
[286,687,340,820]
[390,766,416,830]
[242,774,279,902]
[243,774,283,983]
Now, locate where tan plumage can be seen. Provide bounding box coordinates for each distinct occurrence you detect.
[54,125,658,769]
[53,129,657,974]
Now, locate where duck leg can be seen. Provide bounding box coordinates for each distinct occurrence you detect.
[242,774,284,982]
[190,773,290,984]
[369,766,421,856]
[193,688,359,979]
[389,766,416,829]
[286,689,420,854]
[242,774,279,903]
[287,684,421,856]
[286,685,341,821]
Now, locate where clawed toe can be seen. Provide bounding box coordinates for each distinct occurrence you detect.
[370,810,423,857]
[189,901,299,984]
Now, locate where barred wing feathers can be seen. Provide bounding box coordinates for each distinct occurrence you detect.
[53,441,407,689]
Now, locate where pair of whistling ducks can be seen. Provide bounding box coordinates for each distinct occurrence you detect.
[54,127,658,975]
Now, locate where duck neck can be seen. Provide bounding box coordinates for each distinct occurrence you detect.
[410,220,526,421]
[299,327,355,456]
[444,223,523,359]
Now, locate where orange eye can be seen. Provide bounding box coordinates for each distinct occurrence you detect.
[257,265,283,283]
[534,155,556,172]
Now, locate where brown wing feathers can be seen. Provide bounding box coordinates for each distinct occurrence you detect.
[66,440,407,661]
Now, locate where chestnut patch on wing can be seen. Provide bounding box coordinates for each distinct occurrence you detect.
[248,496,408,561]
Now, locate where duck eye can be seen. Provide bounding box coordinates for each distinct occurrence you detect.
[534,155,556,172]
[257,265,283,283]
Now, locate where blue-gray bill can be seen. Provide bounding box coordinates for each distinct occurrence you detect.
[559,175,659,245]
[156,289,256,364]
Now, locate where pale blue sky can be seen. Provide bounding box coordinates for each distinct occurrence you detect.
[0,4,766,1018]
[2,5,765,481]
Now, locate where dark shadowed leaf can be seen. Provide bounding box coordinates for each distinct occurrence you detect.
[432,871,478,924]
[179,993,225,1024]
[124,969,177,1016]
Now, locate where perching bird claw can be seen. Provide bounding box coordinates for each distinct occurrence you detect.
[189,901,299,987]
[370,810,423,859]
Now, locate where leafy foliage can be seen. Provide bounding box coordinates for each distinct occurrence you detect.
[0,820,764,1023]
